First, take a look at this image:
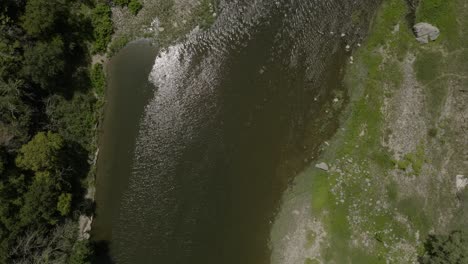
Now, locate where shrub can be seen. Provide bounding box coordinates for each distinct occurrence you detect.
[90,63,106,96]
[69,240,93,264]
[128,0,142,15]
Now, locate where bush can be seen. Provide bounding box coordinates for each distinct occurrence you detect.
[108,35,130,56]
[114,0,130,6]
[69,240,93,264]
[90,63,106,96]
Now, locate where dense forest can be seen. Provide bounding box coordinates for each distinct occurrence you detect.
[0,0,117,262]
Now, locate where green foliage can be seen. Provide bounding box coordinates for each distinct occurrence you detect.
[19,171,61,226]
[108,35,130,56]
[128,0,143,15]
[92,3,113,53]
[420,231,468,264]
[21,0,67,37]
[22,37,65,89]
[57,193,72,216]
[46,93,96,150]
[0,0,101,261]
[16,131,64,172]
[113,0,142,15]
[69,240,93,264]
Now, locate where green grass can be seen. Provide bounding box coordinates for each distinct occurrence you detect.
[304,258,320,264]
[414,50,443,83]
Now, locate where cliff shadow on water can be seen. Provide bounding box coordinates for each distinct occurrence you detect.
[94,1,380,263]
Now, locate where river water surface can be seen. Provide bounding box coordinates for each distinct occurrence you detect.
[93,1,379,263]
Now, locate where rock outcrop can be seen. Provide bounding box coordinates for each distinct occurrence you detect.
[414,22,440,43]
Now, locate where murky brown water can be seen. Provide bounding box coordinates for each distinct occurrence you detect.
[93,1,379,263]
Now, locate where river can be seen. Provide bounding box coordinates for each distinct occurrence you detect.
[93,1,379,263]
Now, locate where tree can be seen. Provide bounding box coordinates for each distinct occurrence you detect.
[92,3,113,53]
[45,93,96,150]
[22,37,65,89]
[21,0,67,37]
[16,131,64,172]
[19,171,60,226]
[420,230,468,264]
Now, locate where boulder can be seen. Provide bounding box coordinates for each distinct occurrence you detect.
[414,22,440,44]
[315,162,329,171]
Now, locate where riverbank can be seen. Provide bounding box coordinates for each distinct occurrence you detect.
[271,0,468,263]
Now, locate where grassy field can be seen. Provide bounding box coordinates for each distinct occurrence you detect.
[302,0,468,262]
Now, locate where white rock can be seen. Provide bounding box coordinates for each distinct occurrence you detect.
[456,175,468,191]
[414,22,440,44]
[315,162,329,171]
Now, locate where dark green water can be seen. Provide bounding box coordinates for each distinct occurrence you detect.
[92,40,158,242]
[93,1,379,263]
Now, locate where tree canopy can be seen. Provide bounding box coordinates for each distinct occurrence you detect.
[16,131,64,172]
[22,37,65,89]
[21,0,67,37]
